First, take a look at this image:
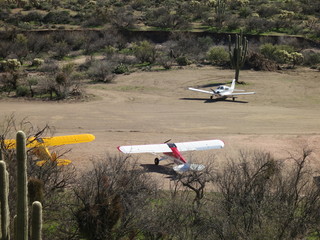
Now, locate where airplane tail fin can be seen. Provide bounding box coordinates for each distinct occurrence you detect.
[173,163,205,172]
[230,79,236,91]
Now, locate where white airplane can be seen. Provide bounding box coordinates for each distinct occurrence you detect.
[188,79,255,101]
[117,139,224,172]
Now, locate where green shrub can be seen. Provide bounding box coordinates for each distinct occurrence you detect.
[16,85,30,97]
[260,44,295,63]
[176,56,191,66]
[207,46,229,66]
[87,61,115,83]
[21,11,44,22]
[43,11,71,24]
[302,51,320,66]
[132,41,156,64]
[0,59,21,72]
[32,58,44,67]
[113,63,129,74]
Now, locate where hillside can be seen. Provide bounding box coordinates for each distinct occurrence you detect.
[0,0,319,40]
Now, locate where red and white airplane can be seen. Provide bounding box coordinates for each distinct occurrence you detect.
[117,139,224,172]
[188,79,255,101]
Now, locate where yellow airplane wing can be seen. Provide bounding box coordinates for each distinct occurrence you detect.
[3,134,95,149]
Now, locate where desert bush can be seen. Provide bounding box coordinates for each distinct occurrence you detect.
[302,50,320,67]
[176,55,191,66]
[0,41,11,59]
[87,60,116,83]
[113,63,129,74]
[109,6,135,29]
[260,43,295,62]
[207,46,229,66]
[15,85,29,96]
[27,33,54,54]
[132,40,157,64]
[43,10,71,24]
[257,4,281,18]
[245,16,273,33]
[245,51,278,71]
[31,58,44,67]
[239,6,252,18]
[53,63,82,99]
[38,60,59,73]
[210,149,320,239]
[53,41,71,59]
[0,72,19,95]
[0,59,21,72]
[225,15,242,31]
[73,155,157,240]
[21,11,44,22]
[145,6,190,29]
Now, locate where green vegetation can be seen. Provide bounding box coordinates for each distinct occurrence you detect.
[0,0,319,39]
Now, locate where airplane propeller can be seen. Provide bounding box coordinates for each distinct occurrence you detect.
[164,139,172,143]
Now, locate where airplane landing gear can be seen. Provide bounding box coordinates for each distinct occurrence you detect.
[232,97,235,101]
[154,158,159,165]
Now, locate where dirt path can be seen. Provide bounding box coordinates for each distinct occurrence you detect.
[1,66,319,187]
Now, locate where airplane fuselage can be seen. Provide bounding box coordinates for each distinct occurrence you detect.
[163,143,187,164]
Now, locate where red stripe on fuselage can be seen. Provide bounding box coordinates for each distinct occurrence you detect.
[163,146,187,164]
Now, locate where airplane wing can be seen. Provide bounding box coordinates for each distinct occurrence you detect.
[118,139,224,154]
[3,134,95,149]
[227,92,255,96]
[118,144,172,154]
[188,87,213,95]
[175,139,224,151]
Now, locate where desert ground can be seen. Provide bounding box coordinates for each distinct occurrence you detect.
[1,66,319,187]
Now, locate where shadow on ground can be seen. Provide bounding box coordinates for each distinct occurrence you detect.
[141,163,177,179]
[180,98,248,104]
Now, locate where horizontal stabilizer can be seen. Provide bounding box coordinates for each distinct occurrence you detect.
[173,163,205,172]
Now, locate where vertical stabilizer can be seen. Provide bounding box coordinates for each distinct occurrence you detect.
[230,79,236,91]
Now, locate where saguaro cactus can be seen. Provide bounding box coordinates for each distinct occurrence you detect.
[16,131,29,240]
[228,31,248,83]
[0,131,43,240]
[215,0,226,28]
[0,160,10,240]
[31,201,42,240]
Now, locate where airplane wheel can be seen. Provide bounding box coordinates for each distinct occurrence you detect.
[154,158,159,165]
[210,96,213,99]
[233,97,235,101]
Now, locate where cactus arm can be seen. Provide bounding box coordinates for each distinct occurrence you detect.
[31,201,42,240]
[16,131,28,240]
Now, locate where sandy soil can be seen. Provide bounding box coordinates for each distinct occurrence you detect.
[1,66,319,188]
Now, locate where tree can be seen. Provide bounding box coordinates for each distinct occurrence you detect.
[210,149,320,239]
[73,155,157,240]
